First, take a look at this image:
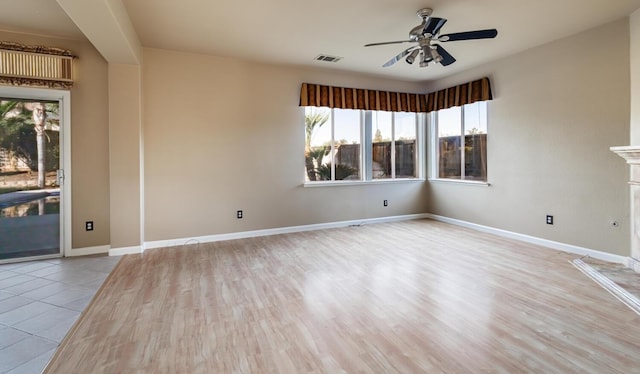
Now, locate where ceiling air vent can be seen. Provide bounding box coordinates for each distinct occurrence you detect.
[314,54,342,63]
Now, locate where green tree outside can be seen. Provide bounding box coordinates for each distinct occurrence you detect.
[0,100,59,191]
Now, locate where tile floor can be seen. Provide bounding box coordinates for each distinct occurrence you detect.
[0,255,120,374]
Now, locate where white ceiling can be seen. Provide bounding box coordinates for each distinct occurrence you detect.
[1,0,640,82]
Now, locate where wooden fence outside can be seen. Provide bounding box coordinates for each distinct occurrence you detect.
[336,140,415,178]
[439,134,487,180]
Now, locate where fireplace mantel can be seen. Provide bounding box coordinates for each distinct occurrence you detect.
[611,145,640,272]
[611,145,640,164]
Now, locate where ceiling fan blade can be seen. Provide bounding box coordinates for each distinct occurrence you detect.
[434,44,456,66]
[422,17,447,36]
[439,29,498,42]
[364,40,414,47]
[382,47,417,67]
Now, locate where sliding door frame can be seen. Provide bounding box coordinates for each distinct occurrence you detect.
[0,85,72,262]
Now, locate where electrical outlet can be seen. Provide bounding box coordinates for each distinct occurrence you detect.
[546,215,553,225]
[383,200,388,207]
[86,221,94,231]
[237,210,243,219]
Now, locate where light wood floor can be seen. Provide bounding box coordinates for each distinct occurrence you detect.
[45,219,640,373]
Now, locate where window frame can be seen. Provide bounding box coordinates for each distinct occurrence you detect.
[429,101,489,185]
[304,107,425,186]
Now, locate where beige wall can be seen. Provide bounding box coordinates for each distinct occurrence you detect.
[631,9,640,144]
[425,19,631,255]
[108,63,141,248]
[0,30,110,249]
[142,48,428,242]
[2,16,633,255]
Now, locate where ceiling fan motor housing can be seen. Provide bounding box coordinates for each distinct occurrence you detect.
[416,8,433,19]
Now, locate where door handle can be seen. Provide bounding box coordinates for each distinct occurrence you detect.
[56,169,65,185]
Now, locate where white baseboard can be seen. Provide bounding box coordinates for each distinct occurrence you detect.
[67,214,633,267]
[66,245,110,257]
[425,213,629,265]
[628,257,640,273]
[109,245,142,256]
[144,213,430,250]
[66,244,141,257]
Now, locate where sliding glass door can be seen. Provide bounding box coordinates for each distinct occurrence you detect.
[0,97,64,262]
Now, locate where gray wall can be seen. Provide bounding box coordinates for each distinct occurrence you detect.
[425,18,631,256]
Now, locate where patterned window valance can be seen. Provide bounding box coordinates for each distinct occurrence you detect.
[299,82,427,113]
[0,42,75,90]
[299,77,492,114]
[426,77,492,112]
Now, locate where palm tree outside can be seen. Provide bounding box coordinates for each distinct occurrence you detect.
[304,108,329,181]
[33,103,47,188]
[0,99,60,194]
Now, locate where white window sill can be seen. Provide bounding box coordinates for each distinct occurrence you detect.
[304,178,425,187]
[428,178,491,187]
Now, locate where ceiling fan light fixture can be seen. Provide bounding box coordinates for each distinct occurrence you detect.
[405,49,420,64]
[419,53,429,67]
[419,46,431,67]
[430,48,443,63]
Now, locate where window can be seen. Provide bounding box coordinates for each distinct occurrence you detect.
[431,101,487,182]
[304,107,422,183]
[372,111,417,179]
[305,107,361,181]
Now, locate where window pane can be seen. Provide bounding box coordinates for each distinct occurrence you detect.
[463,102,487,134]
[305,107,331,181]
[305,107,424,183]
[333,109,360,180]
[394,112,416,178]
[463,102,487,181]
[372,111,392,179]
[438,107,461,179]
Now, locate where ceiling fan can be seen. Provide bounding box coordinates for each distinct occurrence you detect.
[365,8,498,68]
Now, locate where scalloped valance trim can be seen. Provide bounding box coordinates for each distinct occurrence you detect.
[0,76,73,90]
[0,41,74,57]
